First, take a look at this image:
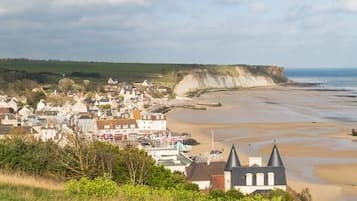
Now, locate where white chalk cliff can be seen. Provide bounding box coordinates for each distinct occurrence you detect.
[174,66,287,96]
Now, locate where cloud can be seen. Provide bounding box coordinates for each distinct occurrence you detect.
[53,0,150,7]
[340,0,357,11]
[250,1,267,12]
[0,0,357,67]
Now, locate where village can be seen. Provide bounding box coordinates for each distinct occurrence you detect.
[0,77,288,195]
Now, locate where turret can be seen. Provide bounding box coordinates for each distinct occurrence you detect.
[267,144,284,167]
[224,145,241,191]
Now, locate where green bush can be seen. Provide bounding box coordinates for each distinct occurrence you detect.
[225,189,244,200]
[209,189,226,200]
[64,177,118,198]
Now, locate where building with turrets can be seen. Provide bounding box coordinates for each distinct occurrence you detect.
[224,144,287,194]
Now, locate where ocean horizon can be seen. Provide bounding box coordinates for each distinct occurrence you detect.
[286,68,357,91]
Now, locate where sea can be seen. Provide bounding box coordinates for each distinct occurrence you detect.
[285,68,357,92]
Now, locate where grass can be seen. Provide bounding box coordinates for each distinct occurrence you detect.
[0,172,63,191]
[0,172,67,201]
[0,59,195,83]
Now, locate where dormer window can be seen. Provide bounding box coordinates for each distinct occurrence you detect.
[104,125,110,129]
[268,172,275,186]
[256,173,264,186]
[246,173,253,186]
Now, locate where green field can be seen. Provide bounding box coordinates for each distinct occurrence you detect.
[0,59,200,84]
[0,59,286,88]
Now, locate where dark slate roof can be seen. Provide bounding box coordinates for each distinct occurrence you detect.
[267,144,284,167]
[186,161,225,181]
[231,166,287,186]
[224,145,241,171]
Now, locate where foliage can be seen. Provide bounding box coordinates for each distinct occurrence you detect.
[209,189,226,200]
[0,137,311,201]
[296,188,312,201]
[225,189,244,200]
[147,166,189,189]
[115,146,155,185]
[64,177,118,199]
[268,189,294,201]
[27,90,46,108]
[58,78,75,92]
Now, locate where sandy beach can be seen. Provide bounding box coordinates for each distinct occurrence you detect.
[166,87,357,201]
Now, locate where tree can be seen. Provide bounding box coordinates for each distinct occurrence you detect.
[115,146,155,185]
[27,91,46,108]
[147,165,175,188]
[56,134,96,179]
[89,142,120,179]
[58,78,75,93]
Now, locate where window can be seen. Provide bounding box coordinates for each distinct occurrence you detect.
[246,173,253,186]
[104,125,110,129]
[256,173,264,186]
[268,172,275,186]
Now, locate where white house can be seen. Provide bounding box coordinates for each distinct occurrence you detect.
[224,145,287,194]
[145,147,192,173]
[136,113,166,132]
[40,124,57,141]
[36,100,47,112]
[94,119,139,141]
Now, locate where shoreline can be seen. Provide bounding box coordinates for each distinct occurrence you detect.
[166,86,357,201]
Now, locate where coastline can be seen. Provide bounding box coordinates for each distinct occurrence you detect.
[166,86,357,201]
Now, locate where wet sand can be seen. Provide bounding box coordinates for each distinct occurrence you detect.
[166,87,357,201]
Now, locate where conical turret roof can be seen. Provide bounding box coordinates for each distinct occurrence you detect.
[267,144,284,167]
[224,145,241,171]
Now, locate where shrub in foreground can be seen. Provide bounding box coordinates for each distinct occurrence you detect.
[64,177,118,198]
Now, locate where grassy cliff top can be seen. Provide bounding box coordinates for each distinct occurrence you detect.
[0,59,283,84]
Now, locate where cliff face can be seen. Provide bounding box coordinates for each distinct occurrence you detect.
[174,66,288,96]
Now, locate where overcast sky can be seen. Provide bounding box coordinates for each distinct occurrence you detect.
[1,0,357,67]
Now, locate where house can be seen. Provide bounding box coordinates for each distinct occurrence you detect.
[94,119,139,142]
[0,113,18,126]
[120,83,136,98]
[0,107,14,114]
[136,113,166,133]
[224,145,287,194]
[40,124,57,141]
[72,100,88,114]
[18,106,33,117]
[185,161,226,190]
[76,114,95,135]
[142,80,153,87]
[146,147,192,173]
[108,77,118,85]
[36,99,47,112]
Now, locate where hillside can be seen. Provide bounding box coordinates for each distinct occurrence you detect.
[0,59,288,94]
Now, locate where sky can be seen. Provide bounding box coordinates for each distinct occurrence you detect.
[0,0,357,67]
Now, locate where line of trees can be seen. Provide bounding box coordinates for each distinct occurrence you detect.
[0,135,194,190]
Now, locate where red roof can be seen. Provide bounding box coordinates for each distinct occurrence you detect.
[96,119,138,129]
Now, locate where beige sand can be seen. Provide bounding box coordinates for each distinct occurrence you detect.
[167,87,357,201]
[315,164,357,197]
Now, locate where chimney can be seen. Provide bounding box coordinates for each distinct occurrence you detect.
[249,157,262,167]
